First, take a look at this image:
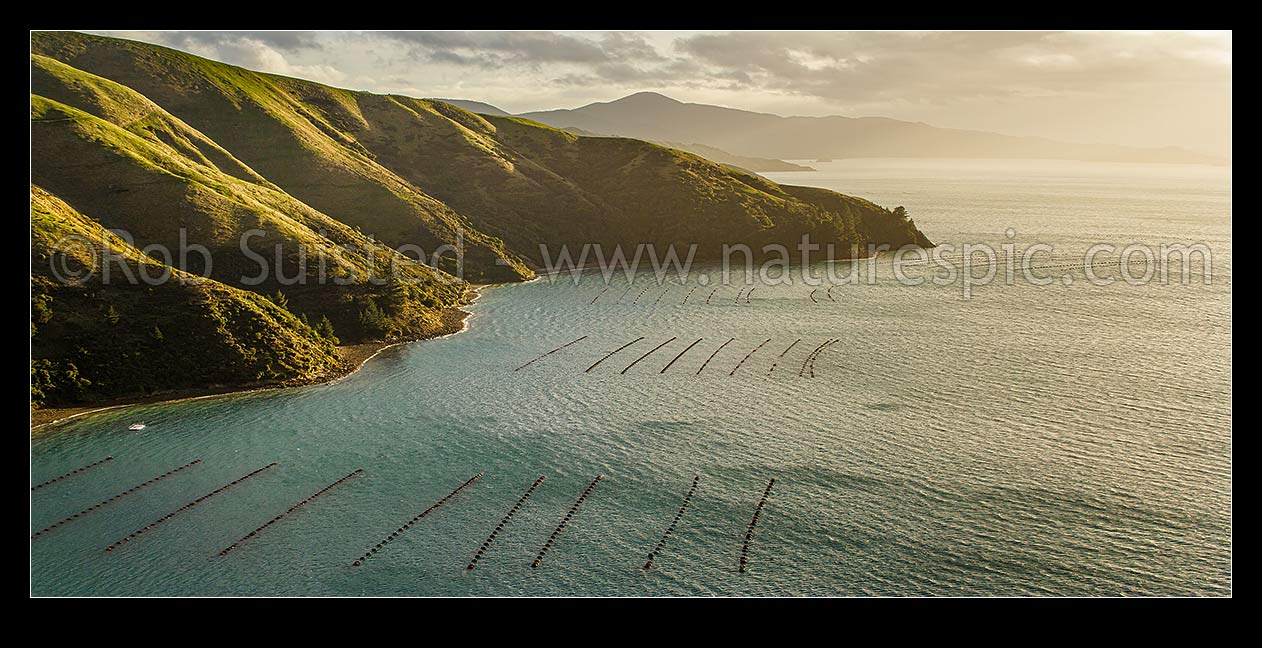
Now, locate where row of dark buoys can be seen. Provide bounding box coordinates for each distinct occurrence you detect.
[621,337,676,374]
[105,462,277,552]
[643,475,700,570]
[767,339,802,376]
[803,339,839,378]
[515,336,588,371]
[468,475,546,570]
[696,337,735,375]
[798,339,837,377]
[1029,259,1125,271]
[31,459,201,540]
[811,339,839,377]
[705,288,718,304]
[682,286,698,305]
[653,287,669,305]
[729,338,772,376]
[826,284,836,301]
[354,472,483,566]
[809,288,818,304]
[31,456,114,492]
[218,468,363,556]
[585,337,644,372]
[660,338,703,374]
[734,287,747,304]
[589,286,609,305]
[632,286,652,304]
[739,478,776,573]
[531,475,603,568]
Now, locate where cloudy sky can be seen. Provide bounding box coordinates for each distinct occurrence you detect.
[95,30,1232,157]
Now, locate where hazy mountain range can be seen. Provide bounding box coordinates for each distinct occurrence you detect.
[447,92,1224,166]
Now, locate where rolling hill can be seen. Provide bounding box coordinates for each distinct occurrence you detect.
[30,32,932,408]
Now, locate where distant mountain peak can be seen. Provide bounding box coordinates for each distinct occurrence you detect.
[607,91,683,106]
[520,93,1225,166]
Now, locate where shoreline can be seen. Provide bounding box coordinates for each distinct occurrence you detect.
[30,285,493,435]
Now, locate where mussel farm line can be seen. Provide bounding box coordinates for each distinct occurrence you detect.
[531,475,603,568]
[729,338,772,376]
[767,339,802,376]
[105,462,278,552]
[468,476,546,570]
[218,469,364,557]
[31,459,202,540]
[696,337,736,375]
[32,456,114,492]
[798,339,836,377]
[660,338,704,373]
[515,336,588,371]
[352,472,484,566]
[621,337,677,374]
[806,339,840,378]
[643,475,701,570]
[585,337,644,373]
[738,478,776,573]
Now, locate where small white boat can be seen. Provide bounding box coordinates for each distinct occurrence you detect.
[127,423,146,431]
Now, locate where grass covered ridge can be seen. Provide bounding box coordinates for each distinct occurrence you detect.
[30,31,934,409]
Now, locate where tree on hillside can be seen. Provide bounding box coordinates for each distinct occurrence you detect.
[358,298,390,338]
[316,315,339,346]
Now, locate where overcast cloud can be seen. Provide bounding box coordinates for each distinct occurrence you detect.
[92,30,1232,156]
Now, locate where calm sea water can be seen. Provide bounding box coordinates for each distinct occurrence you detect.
[31,159,1231,596]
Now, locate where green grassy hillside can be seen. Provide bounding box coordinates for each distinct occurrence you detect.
[32,32,932,265]
[31,32,531,283]
[31,185,342,407]
[30,31,935,410]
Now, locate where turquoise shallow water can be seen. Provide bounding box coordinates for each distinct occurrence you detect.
[31,159,1231,596]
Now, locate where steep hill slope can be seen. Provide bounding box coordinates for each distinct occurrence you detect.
[30,32,936,410]
[33,33,933,266]
[31,61,466,346]
[31,185,342,407]
[32,32,531,283]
